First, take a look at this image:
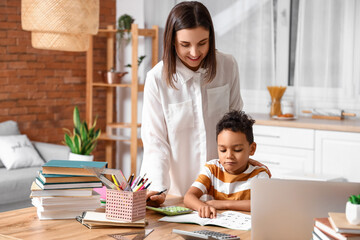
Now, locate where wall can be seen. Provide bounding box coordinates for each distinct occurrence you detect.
[0,0,116,160]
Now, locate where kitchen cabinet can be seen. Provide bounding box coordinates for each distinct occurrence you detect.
[253,125,315,178]
[315,130,360,182]
[250,113,360,182]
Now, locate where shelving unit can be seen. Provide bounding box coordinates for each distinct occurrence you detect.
[86,24,159,172]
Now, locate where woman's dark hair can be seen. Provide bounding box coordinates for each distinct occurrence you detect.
[216,111,256,144]
[163,1,216,88]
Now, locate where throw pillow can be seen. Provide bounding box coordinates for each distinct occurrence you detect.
[0,120,21,168]
[0,135,45,170]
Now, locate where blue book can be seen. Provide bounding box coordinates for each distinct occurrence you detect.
[35,177,102,190]
[42,160,107,176]
[38,170,100,183]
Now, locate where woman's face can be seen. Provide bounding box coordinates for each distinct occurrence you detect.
[174,26,210,71]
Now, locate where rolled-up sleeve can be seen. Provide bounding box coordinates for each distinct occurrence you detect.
[140,72,172,192]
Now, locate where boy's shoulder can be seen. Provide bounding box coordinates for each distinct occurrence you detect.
[246,163,271,178]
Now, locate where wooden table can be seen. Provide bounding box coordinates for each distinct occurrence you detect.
[0,196,251,240]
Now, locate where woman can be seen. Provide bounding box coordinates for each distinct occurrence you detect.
[140,1,264,206]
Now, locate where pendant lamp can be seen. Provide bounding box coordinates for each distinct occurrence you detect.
[21,0,99,52]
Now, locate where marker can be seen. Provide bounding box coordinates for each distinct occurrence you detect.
[131,176,140,189]
[111,175,120,190]
[128,173,134,185]
[146,189,167,202]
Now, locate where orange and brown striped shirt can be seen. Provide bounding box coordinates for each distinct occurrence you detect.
[192,159,270,200]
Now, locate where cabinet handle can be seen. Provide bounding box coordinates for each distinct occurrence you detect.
[255,134,280,138]
[260,160,280,165]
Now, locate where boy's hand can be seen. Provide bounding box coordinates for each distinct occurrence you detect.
[146,191,166,207]
[198,205,217,218]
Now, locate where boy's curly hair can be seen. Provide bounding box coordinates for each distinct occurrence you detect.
[216,110,256,144]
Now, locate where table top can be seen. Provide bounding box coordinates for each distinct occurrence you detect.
[0,195,251,240]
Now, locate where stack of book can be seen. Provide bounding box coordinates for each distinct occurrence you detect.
[30,160,107,220]
[313,212,360,240]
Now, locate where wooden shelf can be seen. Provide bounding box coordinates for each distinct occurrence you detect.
[86,24,158,171]
[92,82,144,91]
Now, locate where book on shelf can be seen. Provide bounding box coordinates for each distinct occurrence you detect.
[329,212,360,234]
[37,170,99,183]
[41,160,107,176]
[30,181,94,197]
[159,210,251,230]
[314,217,360,240]
[35,177,102,190]
[76,211,146,229]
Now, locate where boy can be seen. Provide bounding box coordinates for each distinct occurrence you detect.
[184,110,270,218]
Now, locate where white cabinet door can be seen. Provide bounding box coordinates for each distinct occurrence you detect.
[253,125,315,178]
[315,130,360,182]
[253,144,314,178]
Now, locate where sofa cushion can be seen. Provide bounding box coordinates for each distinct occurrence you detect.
[0,166,41,205]
[0,135,45,170]
[0,120,21,168]
[0,120,20,136]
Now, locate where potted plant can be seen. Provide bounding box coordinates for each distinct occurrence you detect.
[346,194,360,225]
[117,14,134,41]
[63,106,101,161]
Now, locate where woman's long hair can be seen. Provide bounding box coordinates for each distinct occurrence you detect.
[163,1,216,88]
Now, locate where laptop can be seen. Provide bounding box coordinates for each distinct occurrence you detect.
[251,178,360,240]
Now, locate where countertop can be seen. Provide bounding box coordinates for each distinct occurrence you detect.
[249,113,360,133]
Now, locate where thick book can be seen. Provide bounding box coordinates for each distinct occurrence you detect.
[36,209,85,220]
[38,170,99,183]
[41,160,107,176]
[159,210,251,230]
[329,212,360,234]
[35,177,102,190]
[30,181,94,197]
[32,199,100,212]
[314,217,360,240]
[32,194,100,205]
[77,211,146,229]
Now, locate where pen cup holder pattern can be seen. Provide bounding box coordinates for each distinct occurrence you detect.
[106,189,146,222]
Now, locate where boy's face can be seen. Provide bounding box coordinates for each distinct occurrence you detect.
[217,130,256,175]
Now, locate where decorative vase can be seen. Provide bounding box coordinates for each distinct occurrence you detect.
[346,201,360,225]
[68,152,94,161]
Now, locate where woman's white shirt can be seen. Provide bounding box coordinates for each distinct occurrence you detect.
[140,51,243,196]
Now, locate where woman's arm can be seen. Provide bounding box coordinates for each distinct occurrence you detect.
[184,187,217,218]
[205,199,251,212]
[140,72,172,206]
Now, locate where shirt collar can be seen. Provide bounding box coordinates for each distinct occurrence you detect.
[173,57,207,85]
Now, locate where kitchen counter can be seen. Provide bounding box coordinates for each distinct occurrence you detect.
[249,113,360,133]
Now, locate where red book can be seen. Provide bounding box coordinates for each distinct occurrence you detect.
[314,217,360,240]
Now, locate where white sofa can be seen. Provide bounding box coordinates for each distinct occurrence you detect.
[0,121,70,212]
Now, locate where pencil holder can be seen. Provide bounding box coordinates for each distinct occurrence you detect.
[105,189,146,222]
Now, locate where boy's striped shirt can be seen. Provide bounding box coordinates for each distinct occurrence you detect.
[192,159,270,200]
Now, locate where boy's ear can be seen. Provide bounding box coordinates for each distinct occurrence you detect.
[249,142,257,156]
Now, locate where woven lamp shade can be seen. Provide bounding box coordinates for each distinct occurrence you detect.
[21,0,99,52]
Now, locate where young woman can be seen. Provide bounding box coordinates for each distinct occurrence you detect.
[140,1,266,206]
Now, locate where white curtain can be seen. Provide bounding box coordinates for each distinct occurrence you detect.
[200,0,275,91]
[294,0,360,112]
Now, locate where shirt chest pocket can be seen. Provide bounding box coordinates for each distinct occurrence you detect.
[167,100,194,132]
[207,84,230,117]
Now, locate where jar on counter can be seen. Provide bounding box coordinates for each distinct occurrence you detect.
[281,100,294,115]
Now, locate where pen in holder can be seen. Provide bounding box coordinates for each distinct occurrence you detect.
[106,189,147,222]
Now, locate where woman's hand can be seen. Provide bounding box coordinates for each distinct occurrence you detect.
[248,158,272,177]
[146,191,166,207]
[198,205,217,218]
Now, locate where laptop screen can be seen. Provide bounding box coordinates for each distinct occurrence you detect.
[251,178,360,240]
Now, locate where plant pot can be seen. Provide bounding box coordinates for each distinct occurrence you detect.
[346,201,360,225]
[68,152,94,161]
